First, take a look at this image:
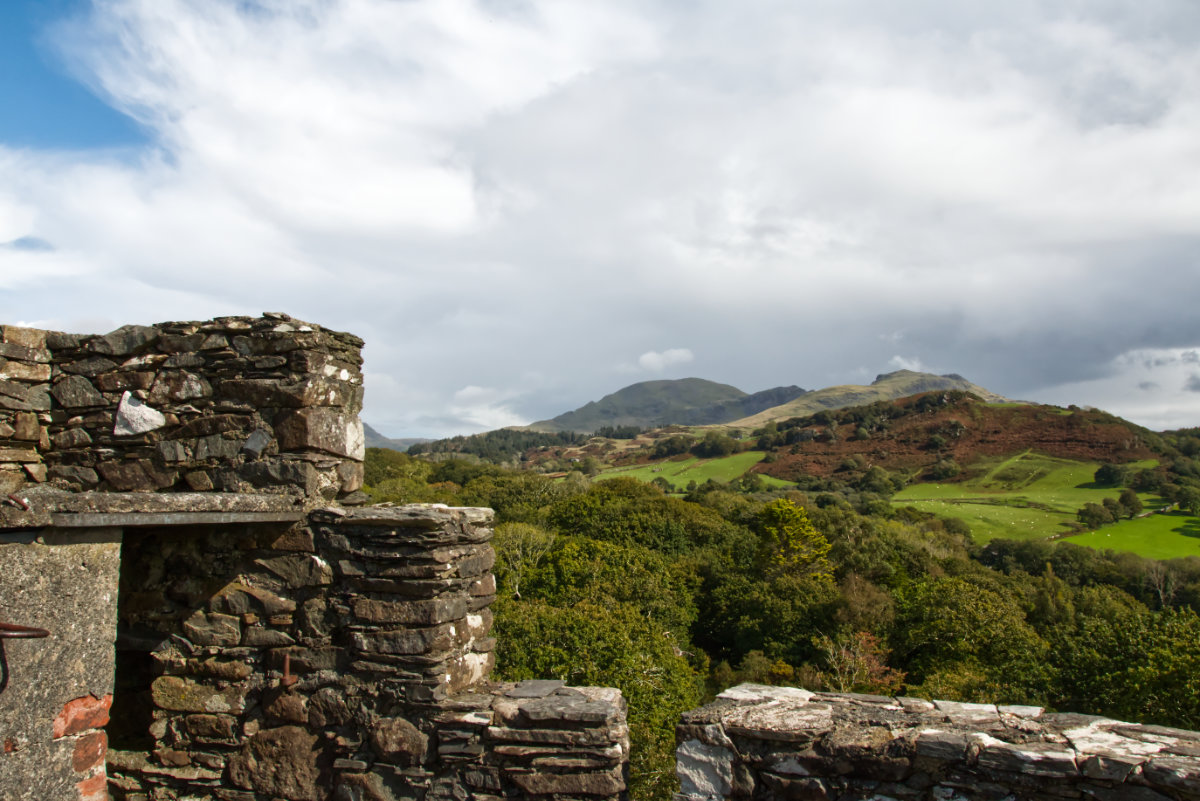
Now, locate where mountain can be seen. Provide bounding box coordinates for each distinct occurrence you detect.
[527,378,808,433]
[363,422,429,452]
[731,370,1009,428]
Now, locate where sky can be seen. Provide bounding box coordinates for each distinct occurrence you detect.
[3,0,1200,438]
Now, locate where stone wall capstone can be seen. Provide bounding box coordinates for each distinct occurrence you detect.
[677,684,1200,801]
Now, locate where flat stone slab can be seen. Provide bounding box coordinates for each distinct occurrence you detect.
[0,487,306,530]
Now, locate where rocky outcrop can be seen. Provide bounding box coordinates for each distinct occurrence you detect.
[677,684,1200,801]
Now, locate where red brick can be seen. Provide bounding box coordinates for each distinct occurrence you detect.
[76,772,108,801]
[52,694,112,738]
[72,730,107,773]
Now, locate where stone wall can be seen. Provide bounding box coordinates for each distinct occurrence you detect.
[1,313,629,801]
[0,314,365,501]
[676,684,1200,801]
[101,503,628,801]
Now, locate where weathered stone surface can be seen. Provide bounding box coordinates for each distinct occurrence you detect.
[97,460,177,491]
[677,685,1200,801]
[228,726,325,801]
[255,554,333,587]
[50,426,92,449]
[113,391,167,435]
[242,428,272,458]
[151,676,248,714]
[371,717,428,765]
[50,375,105,408]
[184,714,238,743]
[148,370,212,403]
[182,610,242,647]
[350,624,454,655]
[275,406,365,460]
[89,324,159,356]
[0,360,51,382]
[60,356,118,377]
[95,370,155,391]
[2,325,48,349]
[353,597,468,625]
[510,766,625,796]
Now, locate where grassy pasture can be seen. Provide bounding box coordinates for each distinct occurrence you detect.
[893,452,1169,546]
[1064,512,1200,560]
[597,450,787,490]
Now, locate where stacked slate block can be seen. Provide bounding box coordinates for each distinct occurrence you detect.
[676,684,1200,801]
[0,314,365,501]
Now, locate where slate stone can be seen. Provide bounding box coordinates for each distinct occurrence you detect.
[60,356,118,377]
[50,375,105,408]
[242,428,273,458]
[48,464,100,486]
[370,717,428,765]
[0,361,51,382]
[182,611,242,647]
[12,412,40,441]
[275,406,365,460]
[50,427,92,449]
[227,726,324,801]
[89,324,159,356]
[151,676,248,714]
[254,554,333,588]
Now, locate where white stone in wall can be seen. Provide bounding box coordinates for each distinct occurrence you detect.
[113,391,167,436]
[676,738,733,800]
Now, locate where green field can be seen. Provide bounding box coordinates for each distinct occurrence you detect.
[1064,512,1200,560]
[892,452,1174,547]
[597,450,791,490]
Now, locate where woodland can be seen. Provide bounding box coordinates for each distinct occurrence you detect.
[364,400,1200,801]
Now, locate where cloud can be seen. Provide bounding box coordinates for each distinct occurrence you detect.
[447,385,528,431]
[888,355,927,372]
[638,348,695,373]
[1032,347,1200,429]
[5,1,1200,435]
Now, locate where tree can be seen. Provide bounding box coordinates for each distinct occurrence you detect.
[755,499,833,580]
[493,599,703,801]
[492,522,556,600]
[1077,502,1113,529]
[815,631,905,695]
[1118,488,1143,519]
[1094,463,1129,487]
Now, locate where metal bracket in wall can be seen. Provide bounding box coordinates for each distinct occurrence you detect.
[0,622,50,695]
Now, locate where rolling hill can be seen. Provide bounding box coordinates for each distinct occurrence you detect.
[363,422,429,452]
[526,378,807,433]
[731,370,1009,427]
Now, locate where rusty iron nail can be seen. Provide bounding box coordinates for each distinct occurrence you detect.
[5,495,29,511]
[281,653,298,688]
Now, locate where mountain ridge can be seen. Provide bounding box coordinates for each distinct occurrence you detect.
[525,370,1008,433]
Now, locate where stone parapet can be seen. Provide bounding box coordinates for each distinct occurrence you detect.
[0,314,365,501]
[97,503,629,801]
[676,684,1200,801]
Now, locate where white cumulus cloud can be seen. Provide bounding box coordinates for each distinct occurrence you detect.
[638,348,695,373]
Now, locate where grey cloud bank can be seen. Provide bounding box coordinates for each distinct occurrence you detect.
[3,0,1200,437]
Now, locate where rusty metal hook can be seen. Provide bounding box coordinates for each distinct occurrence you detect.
[0,622,50,639]
[281,653,298,688]
[0,622,49,696]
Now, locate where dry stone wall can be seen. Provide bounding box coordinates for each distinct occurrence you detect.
[677,684,1200,801]
[103,504,628,801]
[0,313,365,501]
